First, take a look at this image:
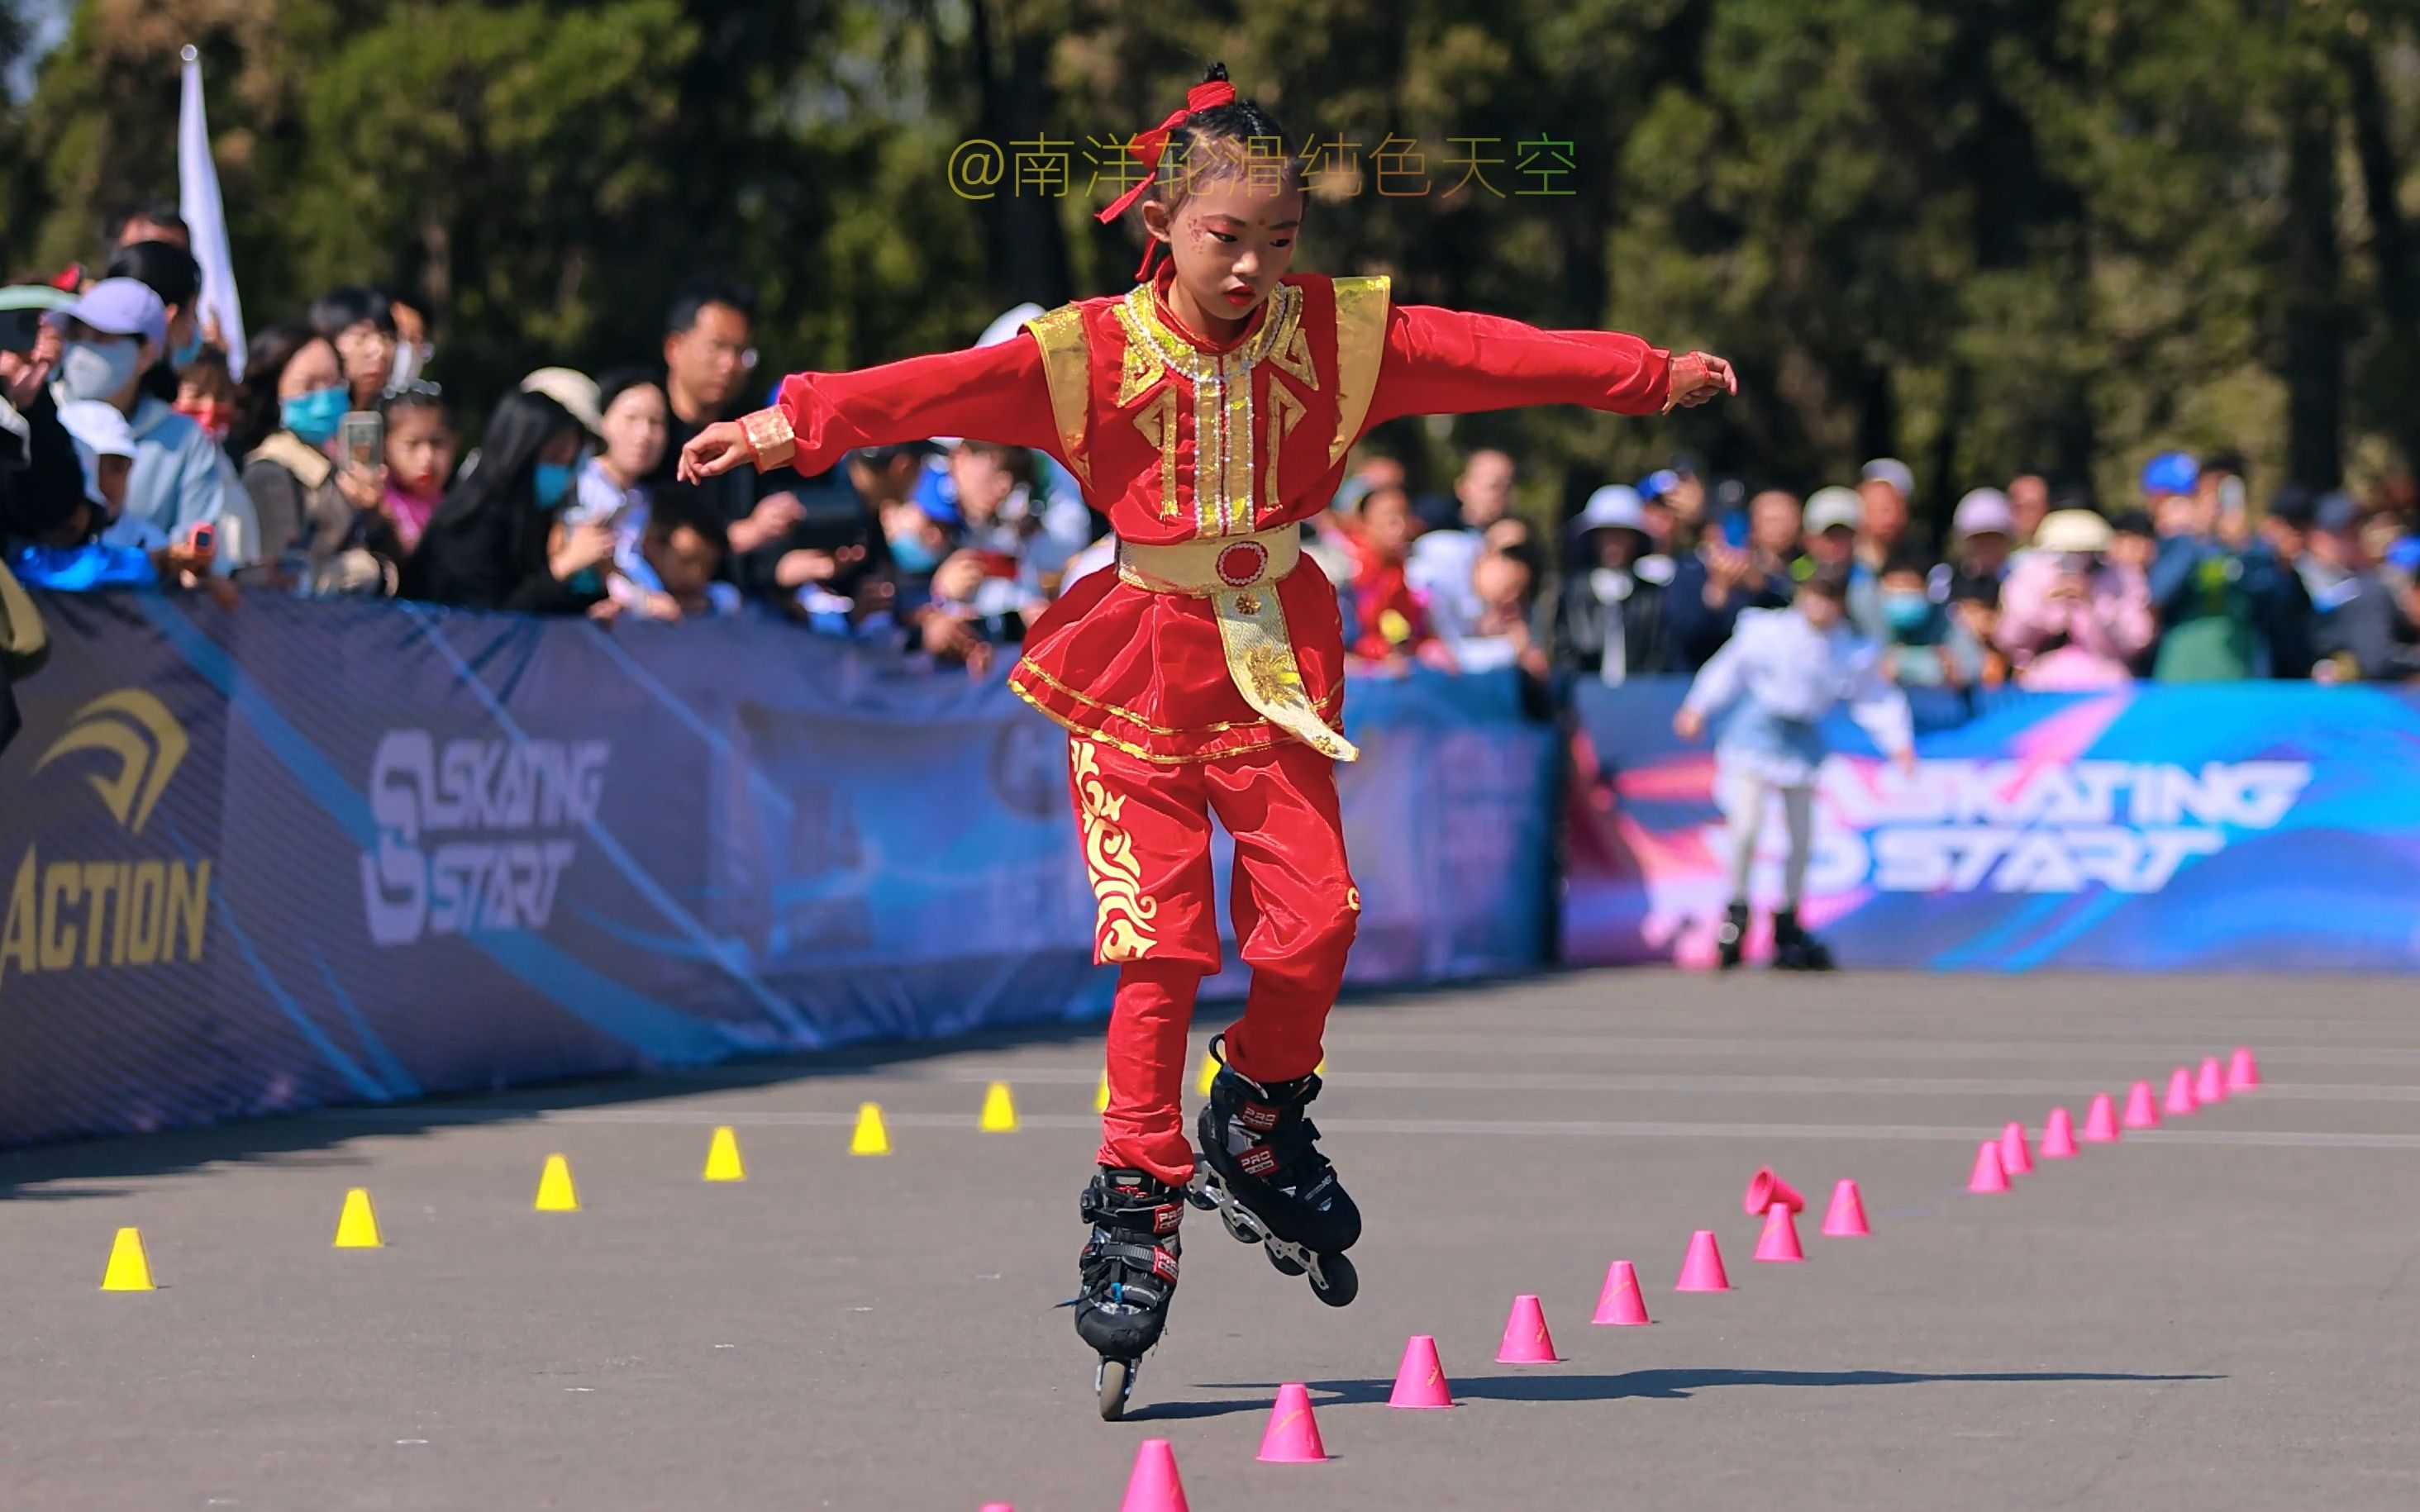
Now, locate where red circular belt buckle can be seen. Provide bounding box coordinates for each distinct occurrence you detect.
[1216,541,1270,587]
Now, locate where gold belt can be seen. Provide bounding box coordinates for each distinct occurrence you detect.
[1112,530,1357,763]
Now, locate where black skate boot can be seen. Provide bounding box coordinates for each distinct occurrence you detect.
[1716,901,1751,970]
[1190,1037,1360,1307]
[1771,907,1835,971]
[1072,1167,1184,1419]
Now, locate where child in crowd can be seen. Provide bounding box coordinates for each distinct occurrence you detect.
[612,489,741,620]
[1877,549,1984,687]
[379,383,456,553]
[171,347,236,445]
[1446,541,1550,676]
[1674,564,1915,970]
[1346,482,1439,663]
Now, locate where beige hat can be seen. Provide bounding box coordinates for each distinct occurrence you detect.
[521,367,602,435]
[2033,509,2113,554]
[1804,486,1863,535]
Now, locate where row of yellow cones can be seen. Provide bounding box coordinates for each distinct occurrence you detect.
[95,1057,1303,1291]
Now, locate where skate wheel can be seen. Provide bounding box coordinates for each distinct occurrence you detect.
[1309,1252,1358,1307]
[1097,1357,1134,1421]
[1219,1207,1265,1245]
[1266,1246,1307,1277]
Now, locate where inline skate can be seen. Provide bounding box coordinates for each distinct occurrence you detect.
[1071,1167,1184,1420]
[1771,906,1836,971]
[1716,901,1751,969]
[1190,1037,1360,1307]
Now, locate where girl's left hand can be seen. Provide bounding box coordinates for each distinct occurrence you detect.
[1665,352,1737,410]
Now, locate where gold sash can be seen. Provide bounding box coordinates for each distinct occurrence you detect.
[1115,530,1358,763]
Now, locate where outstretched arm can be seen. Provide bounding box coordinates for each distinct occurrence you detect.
[680,337,1059,481]
[1365,303,1734,429]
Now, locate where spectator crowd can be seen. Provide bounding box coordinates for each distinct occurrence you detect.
[5,197,2418,691]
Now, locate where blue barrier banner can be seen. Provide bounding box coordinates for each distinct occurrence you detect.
[1564,678,2420,972]
[0,591,1549,1145]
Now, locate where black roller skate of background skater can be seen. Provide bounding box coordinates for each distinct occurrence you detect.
[1189,1036,1360,1309]
[1069,1167,1185,1420]
[1771,906,1836,970]
[1716,901,1751,970]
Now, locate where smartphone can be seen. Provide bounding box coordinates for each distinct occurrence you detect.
[338,411,383,473]
[183,521,215,557]
[2219,476,2246,516]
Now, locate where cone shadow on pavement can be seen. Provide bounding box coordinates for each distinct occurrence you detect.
[1193,1367,2224,1414]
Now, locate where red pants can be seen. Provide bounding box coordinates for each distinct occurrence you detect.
[1069,736,1360,1186]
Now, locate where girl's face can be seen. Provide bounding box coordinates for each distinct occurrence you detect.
[383,404,455,496]
[950,448,1017,525]
[1145,162,1303,323]
[1799,590,1847,630]
[1360,487,1417,559]
[334,319,396,399]
[601,383,669,480]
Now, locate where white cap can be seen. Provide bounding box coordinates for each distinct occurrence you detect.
[1952,487,2013,537]
[1805,486,1863,535]
[1860,457,1914,498]
[1574,484,1647,535]
[58,398,136,459]
[522,367,602,435]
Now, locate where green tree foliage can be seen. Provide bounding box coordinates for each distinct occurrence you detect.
[6,0,2417,525]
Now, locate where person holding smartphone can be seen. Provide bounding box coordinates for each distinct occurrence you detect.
[1993,509,2156,689]
[226,323,401,596]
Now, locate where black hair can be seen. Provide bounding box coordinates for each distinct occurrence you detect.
[595,365,665,420]
[1879,546,1936,580]
[105,240,201,311]
[104,198,187,245]
[379,381,450,426]
[955,440,1035,491]
[2202,449,2248,482]
[665,278,757,338]
[2108,506,2158,537]
[227,323,337,459]
[644,484,729,554]
[308,286,396,340]
[1492,536,1546,581]
[428,392,581,529]
[1150,61,1303,210]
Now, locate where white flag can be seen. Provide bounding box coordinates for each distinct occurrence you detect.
[178,45,247,379]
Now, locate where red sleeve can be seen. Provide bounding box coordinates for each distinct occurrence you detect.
[1366,304,1672,428]
[773,337,1060,473]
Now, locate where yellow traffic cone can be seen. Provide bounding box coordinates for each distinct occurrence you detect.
[1196,1048,1218,1096]
[333,1187,383,1248]
[1096,1068,1112,1113]
[850,1103,891,1156]
[534,1153,580,1211]
[1316,1057,1327,1076]
[703,1125,746,1182]
[100,1226,153,1291]
[979,1082,1017,1133]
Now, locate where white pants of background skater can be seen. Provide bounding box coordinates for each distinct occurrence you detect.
[1673,575,1915,968]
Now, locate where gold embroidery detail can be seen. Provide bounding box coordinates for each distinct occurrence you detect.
[1328,274,1392,464]
[1070,741,1160,961]
[1234,592,1261,615]
[1221,350,1254,536]
[1117,338,1164,407]
[1131,389,1182,520]
[1022,305,1093,487]
[1212,586,1360,762]
[1117,283,1304,541]
[1012,653,1337,737]
[739,407,796,469]
[1265,379,1308,507]
[1267,295,1318,392]
[1010,678,1344,767]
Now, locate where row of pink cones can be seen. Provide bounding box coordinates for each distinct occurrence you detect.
[1967,1047,2260,1192]
[1040,1044,2265,1510]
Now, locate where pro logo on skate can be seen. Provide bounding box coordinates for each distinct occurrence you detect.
[1151,1249,1179,1283]
[1153,1205,1183,1234]
[1237,1103,1280,1132]
[1240,1144,1279,1177]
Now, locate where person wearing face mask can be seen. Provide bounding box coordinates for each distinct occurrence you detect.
[1551,484,1678,684]
[1875,548,1983,687]
[227,324,401,596]
[45,278,252,564]
[401,391,602,613]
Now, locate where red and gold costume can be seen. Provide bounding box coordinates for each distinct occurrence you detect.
[738,264,1674,1183]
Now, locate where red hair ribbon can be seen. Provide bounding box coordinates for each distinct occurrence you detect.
[1097,78,1238,279]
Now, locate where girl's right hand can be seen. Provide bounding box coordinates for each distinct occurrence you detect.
[1673,707,1705,741]
[550,520,617,582]
[678,421,754,483]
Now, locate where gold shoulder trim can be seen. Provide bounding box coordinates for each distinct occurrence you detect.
[1327,274,1392,464]
[1023,303,1093,486]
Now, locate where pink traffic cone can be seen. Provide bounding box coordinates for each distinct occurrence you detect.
[1119,1439,1189,1512]
[1388,1334,1455,1409]
[1255,1383,1330,1463]
[1593,1260,1652,1324]
[2164,1067,2198,1115]
[979,1505,1016,1511]
[1967,1138,2009,1193]
[2195,1056,2227,1105]
[1675,1229,1732,1291]
[2227,1046,2260,1091]
[1821,1178,1870,1237]
[1753,1201,1805,1262]
[2122,1080,2160,1129]
[1742,1166,1805,1216]
[2000,1120,2033,1176]
[2082,1092,2122,1143]
[1497,1294,1560,1362]
[2040,1106,2079,1159]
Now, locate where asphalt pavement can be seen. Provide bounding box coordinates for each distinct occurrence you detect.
[2,968,2416,1510]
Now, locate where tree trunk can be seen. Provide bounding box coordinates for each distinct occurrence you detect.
[970,0,1072,308]
[2283,78,2344,492]
[2344,38,2420,472]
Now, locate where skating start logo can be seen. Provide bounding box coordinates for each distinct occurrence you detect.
[359,730,609,945]
[2,689,212,996]
[1797,758,2313,895]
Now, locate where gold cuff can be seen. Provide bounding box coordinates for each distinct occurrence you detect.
[740,407,796,470]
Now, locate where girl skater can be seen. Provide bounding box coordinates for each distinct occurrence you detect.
[682,63,1734,1416]
[1672,563,1916,969]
